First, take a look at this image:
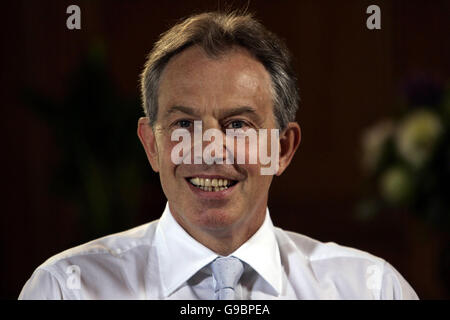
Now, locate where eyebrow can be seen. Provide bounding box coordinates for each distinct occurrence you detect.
[165,105,262,123]
[221,106,260,120]
[165,105,200,117]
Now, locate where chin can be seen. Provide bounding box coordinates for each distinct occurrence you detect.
[194,208,240,231]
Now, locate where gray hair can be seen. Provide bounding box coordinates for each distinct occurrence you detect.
[140,11,300,130]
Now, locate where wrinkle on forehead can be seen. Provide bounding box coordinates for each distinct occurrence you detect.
[157,45,273,113]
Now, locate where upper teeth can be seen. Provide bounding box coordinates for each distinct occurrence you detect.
[189,177,232,187]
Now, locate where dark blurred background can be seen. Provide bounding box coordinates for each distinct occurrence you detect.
[1,0,449,299]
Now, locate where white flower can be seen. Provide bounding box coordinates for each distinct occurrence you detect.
[361,120,394,172]
[395,109,443,169]
[379,166,413,205]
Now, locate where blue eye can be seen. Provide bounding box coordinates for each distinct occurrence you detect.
[228,120,245,129]
[177,120,192,128]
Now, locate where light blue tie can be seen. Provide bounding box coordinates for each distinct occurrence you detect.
[211,256,244,300]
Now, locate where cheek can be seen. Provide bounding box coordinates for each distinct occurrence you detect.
[241,163,273,189]
[157,134,179,164]
[155,136,180,184]
[235,131,279,172]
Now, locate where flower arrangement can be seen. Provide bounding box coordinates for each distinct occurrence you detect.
[359,76,450,230]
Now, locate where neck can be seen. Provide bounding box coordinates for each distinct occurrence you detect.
[171,201,267,256]
[198,213,266,256]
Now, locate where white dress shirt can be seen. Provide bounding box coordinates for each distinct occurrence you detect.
[19,203,418,299]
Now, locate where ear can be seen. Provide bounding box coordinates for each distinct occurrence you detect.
[137,117,160,172]
[276,122,301,176]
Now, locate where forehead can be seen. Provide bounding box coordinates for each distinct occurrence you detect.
[157,45,273,113]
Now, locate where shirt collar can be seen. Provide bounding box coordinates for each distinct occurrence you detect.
[231,208,282,295]
[154,202,282,297]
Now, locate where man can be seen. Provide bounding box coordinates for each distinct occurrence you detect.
[19,11,418,299]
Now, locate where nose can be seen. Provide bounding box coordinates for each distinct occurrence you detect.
[192,119,229,165]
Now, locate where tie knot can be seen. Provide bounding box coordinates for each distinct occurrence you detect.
[211,256,244,295]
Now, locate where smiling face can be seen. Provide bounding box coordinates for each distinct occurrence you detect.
[138,45,285,245]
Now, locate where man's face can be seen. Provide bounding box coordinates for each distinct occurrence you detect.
[141,45,278,238]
